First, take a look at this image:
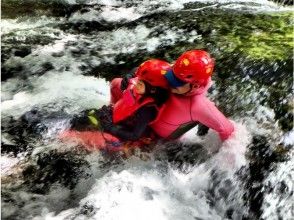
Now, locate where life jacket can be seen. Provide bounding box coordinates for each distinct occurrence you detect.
[112,77,155,124]
[150,78,234,141]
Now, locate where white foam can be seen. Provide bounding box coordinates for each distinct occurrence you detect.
[1,156,20,175]
[99,25,201,55]
[2,71,110,118]
[85,0,122,6]
[66,0,291,25]
[99,25,151,55]
[180,121,251,171]
[101,6,142,22]
[262,149,294,220]
[39,145,249,220]
[214,122,251,170]
[281,130,294,146]
[189,0,288,7]
[3,31,81,76]
[1,16,64,35]
[1,1,291,220]
[69,8,104,23]
[41,164,224,220]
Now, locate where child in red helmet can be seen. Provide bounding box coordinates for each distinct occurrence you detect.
[151,50,234,141]
[70,59,171,143]
[100,59,171,141]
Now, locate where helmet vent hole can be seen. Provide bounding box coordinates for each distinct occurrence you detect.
[185,75,193,79]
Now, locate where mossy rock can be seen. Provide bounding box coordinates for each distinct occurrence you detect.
[138,7,292,61]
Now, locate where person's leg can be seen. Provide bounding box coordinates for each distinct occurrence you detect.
[70,105,113,131]
[70,109,99,131]
[110,78,123,105]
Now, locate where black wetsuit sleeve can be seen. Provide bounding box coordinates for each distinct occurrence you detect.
[106,106,157,141]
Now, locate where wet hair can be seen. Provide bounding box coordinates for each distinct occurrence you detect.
[140,81,169,107]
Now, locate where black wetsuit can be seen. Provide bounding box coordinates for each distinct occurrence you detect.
[103,106,157,141]
[70,104,158,141]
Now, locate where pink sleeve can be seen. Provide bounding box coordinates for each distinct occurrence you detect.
[192,96,234,141]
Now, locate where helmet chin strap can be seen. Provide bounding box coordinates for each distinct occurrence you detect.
[184,84,193,94]
[150,87,156,94]
[182,83,200,95]
[191,83,200,89]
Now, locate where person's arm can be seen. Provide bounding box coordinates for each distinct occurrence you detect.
[110,69,138,104]
[192,97,234,141]
[102,106,157,141]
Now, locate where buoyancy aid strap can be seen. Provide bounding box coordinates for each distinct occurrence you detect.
[167,121,199,140]
[149,103,165,125]
[144,103,160,125]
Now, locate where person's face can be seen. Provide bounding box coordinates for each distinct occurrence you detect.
[171,83,191,94]
[134,80,146,94]
[171,83,199,94]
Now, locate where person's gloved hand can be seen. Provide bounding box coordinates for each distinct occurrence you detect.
[99,112,114,132]
[100,119,114,132]
[120,73,135,91]
[197,123,209,136]
[97,105,112,122]
[94,105,114,132]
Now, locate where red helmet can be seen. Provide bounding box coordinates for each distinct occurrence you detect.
[173,50,214,85]
[135,59,171,89]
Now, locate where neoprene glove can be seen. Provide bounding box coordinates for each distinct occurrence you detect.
[120,67,138,91]
[100,119,113,132]
[197,123,209,136]
[94,105,114,132]
[120,73,134,91]
[97,105,112,121]
[70,109,100,131]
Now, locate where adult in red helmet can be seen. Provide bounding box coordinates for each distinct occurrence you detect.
[96,59,171,141]
[150,50,234,141]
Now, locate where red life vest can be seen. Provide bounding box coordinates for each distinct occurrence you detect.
[112,78,155,124]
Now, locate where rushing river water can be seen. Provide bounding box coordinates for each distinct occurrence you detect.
[1,0,293,220]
